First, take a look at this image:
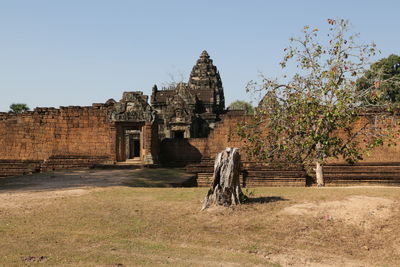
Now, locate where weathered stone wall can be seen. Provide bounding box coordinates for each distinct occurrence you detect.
[162,112,400,164]
[0,105,115,162]
[3,102,400,187]
[160,113,248,165]
[160,138,206,165]
[164,112,400,187]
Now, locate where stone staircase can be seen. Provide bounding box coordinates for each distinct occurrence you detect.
[243,170,307,187]
[41,155,111,172]
[92,158,159,169]
[187,160,400,187]
[187,161,307,187]
[0,160,42,178]
[0,155,111,178]
[324,163,400,186]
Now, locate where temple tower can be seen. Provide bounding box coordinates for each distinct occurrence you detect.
[151,50,226,139]
[188,50,225,114]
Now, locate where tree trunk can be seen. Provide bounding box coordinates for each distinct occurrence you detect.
[314,142,325,187]
[201,148,246,210]
[315,161,324,187]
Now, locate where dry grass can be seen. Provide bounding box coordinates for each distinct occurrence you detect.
[0,171,400,266]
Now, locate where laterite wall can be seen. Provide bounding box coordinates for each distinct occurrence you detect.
[168,112,400,187]
[160,113,248,165]
[0,105,115,162]
[162,112,400,165]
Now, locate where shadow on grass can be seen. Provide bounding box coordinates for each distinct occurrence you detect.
[0,175,37,191]
[246,196,288,204]
[0,168,197,192]
[122,168,196,188]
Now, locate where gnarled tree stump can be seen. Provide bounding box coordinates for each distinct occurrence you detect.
[201,147,247,210]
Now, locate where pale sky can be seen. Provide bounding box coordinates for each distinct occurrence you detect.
[0,0,399,112]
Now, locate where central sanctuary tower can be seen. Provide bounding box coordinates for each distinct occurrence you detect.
[151,50,225,139]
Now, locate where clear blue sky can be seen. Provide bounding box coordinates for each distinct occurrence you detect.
[0,0,399,112]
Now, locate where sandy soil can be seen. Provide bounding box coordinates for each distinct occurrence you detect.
[282,195,395,229]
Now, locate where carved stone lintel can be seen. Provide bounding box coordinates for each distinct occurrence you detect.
[109,92,156,123]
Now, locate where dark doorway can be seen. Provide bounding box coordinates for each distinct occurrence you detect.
[173,131,184,139]
[133,140,140,157]
[127,135,134,159]
[127,135,140,159]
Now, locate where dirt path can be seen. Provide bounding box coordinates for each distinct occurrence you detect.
[0,168,192,210]
[0,169,134,209]
[0,169,137,191]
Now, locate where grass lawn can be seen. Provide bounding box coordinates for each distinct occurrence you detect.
[0,171,400,266]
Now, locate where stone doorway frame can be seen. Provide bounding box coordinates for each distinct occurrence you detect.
[115,122,144,162]
[125,129,141,159]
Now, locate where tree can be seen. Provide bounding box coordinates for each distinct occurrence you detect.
[228,100,254,115]
[9,103,30,113]
[201,147,247,210]
[356,54,400,103]
[161,71,186,89]
[238,19,398,186]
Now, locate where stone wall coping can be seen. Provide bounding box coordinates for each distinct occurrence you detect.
[0,104,110,119]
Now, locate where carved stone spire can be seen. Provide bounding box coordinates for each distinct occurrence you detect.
[200,50,210,59]
[188,50,225,113]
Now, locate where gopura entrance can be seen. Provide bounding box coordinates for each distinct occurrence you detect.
[108,92,158,164]
[126,129,140,159]
[115,123,143,162]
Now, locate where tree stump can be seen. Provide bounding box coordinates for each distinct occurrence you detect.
[201,147,247,210]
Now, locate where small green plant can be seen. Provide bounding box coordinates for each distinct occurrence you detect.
[244,187,256,198]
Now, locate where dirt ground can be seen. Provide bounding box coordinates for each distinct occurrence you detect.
[1,169,400,266]
[282,195,394,229]
[0,168,193,211]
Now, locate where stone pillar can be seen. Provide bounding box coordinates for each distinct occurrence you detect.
[110,124,117,163]
[142,122,154,164]
[116,124,125,162]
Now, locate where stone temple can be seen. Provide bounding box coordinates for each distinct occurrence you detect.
[0,50,238,169]
[151,50,225,139]
[105,50,227,163]
[2,50,400,187]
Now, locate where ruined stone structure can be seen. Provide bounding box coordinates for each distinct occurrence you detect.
[108,91,158,164]
[2,50,400,187]
[151,50,225,139]
[0,50,223,175]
